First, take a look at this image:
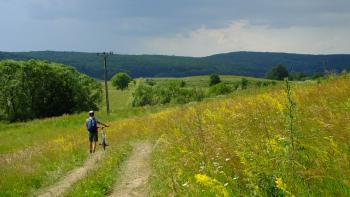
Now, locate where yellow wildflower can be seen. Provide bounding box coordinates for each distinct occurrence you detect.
[275,177,294,196]
[275,177,286,190]
[195,174,229,197]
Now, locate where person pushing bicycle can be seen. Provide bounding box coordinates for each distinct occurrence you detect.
[86,110,108,153]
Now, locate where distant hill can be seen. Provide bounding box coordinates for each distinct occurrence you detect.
[1,51,349,79]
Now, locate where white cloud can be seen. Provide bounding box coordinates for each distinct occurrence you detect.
[142,20,350,56]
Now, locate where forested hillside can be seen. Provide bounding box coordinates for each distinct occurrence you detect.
[1,51,349,79]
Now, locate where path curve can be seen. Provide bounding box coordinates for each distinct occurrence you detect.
[37,151,104,197]
[109,141,152,197]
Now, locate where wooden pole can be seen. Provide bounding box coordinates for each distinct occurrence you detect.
[98,52,112,115]
[103,54,110,115]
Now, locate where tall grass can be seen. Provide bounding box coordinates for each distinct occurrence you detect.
[149,74,350,196]
[124,74,349,196]
[1,74,349,196]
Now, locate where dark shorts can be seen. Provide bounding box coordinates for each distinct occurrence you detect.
[88,131,98,142]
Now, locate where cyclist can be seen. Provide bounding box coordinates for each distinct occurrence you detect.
[86,110,108,153]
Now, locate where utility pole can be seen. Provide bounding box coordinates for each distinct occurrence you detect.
[97,52,113,115]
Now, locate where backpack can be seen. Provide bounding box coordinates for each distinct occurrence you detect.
[87,118,97,132]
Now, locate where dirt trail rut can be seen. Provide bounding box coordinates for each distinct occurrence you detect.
[37,151,104,197]
[110,141,152,197]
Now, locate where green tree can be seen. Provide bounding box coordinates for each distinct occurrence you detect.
[209,74,221,86]
[0,60,102,122]
[111,72,132,90]
[266,65,289,80]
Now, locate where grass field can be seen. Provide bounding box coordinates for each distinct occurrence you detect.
[1,74,349,196]
[147,75,271,88]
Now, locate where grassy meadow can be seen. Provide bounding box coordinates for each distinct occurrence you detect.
[1,74,349,196]
[0,79,160,196]
[150,75,270,88]
[146,74,350,196]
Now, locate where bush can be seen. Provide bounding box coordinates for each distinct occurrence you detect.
[289,72,307,81]
[209,74,221,86]
[0,60,102,121]
[111,72,132,90]
[180,80,186,87]
[173,88,204,104]
[131,80,204,107]
[208,83,232,96]
[131,81,154,107]
[256,80,278,88]
[145,78,156,86]
[240,78,249,89]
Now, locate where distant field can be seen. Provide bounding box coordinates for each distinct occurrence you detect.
[150,75,271,88]
[99,81,134,112]
[99,75,274,111]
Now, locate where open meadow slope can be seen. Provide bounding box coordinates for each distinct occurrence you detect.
[145,74,350,196]
[1,74,349,196]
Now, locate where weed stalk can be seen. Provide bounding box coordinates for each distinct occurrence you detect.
[285,78,296,175]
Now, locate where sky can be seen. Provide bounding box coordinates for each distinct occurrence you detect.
[0,0,349,56]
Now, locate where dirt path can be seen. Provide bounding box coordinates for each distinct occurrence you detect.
[109,141,152,197]
[37,151,104,197]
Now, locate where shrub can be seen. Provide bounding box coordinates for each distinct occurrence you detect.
[131,80,204,107]
[256,80,277,87]
[240,78,249,89]
[289,72,307,81]
[180,80,186,87]
[131,81,154,107]
[209,74,221,86]
[255,81,263,87]
[208,83,232,96]
[173,88,205,104]
[145,78,156,86]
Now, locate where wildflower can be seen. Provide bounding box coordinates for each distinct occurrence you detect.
[275,177,294,196]
[225,158,230,161]
[275,177,285,190]
[199,165,205,172]
[195,174,229,197]
[182,182,189,187]
[267,138,280,153]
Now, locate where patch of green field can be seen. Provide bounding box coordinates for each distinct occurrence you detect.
[99,81,134,112]
[150,75,270,88]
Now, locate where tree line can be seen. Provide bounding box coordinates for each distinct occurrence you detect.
[0,60,102,122]
[2,51,349,79]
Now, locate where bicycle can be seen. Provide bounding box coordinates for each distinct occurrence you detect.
[99,126,109,150]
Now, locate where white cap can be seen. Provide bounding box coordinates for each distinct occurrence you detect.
[89,110,94,114]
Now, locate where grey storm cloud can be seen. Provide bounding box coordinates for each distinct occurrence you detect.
[0,0,350,55]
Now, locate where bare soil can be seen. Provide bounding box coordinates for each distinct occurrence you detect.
[109,141,152,197]
[37,151,104,197]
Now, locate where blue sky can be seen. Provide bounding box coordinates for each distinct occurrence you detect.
[0,0,349,56]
